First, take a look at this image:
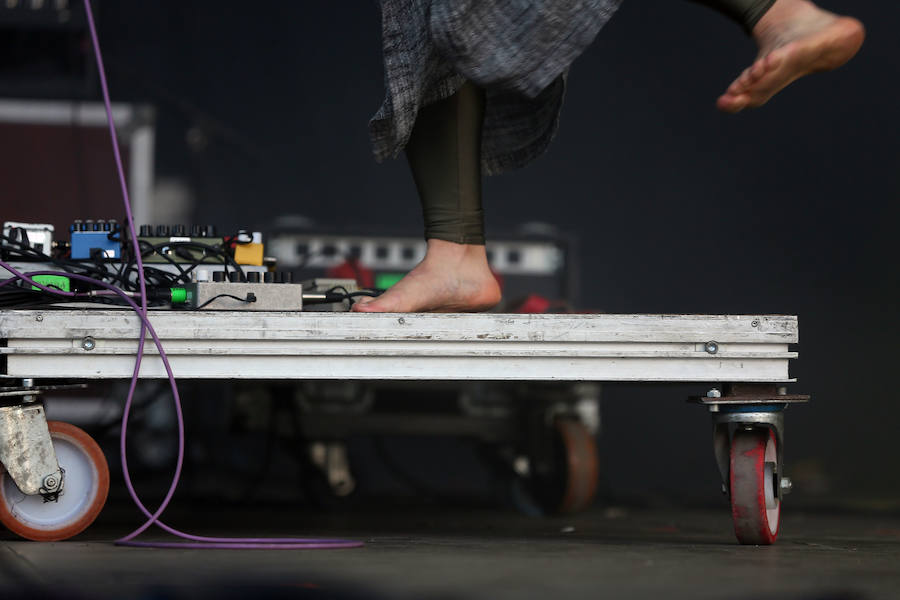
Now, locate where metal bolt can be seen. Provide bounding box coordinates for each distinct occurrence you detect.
[22,378,36,403]
[35,315,43,322]
[780,477,793,494]
[81,336,96,351]
[707,388,722,398]
[751,319,760,327]
[704,341,719,355]
[44,476,57,489]
[397,317,406,325]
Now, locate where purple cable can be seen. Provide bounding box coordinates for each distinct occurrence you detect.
[49,0,364,550]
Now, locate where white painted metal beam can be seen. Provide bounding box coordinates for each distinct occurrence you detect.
[0,310,799,382]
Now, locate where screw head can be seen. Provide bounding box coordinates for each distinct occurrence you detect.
[81,336,96,351]
[704,341,719,355]
[751,319,760,327]
[35,315,43,322]
[44,476,57,488]
[707,388,722,398]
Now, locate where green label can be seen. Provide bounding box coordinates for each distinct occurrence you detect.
[32,275,70,292]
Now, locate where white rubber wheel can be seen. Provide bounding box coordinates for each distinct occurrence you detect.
[730,428,780,545]
[0,421,109,541]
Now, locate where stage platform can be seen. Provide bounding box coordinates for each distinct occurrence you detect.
[1,310,798,382]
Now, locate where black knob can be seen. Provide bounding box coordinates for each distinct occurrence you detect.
[228,271,243,283]
[172,224,186,237]
[155,225,170,237]
[204,225,217,238]
[191,224,203,237]
[82,220,93,231]
[280,271,293,284]
[212,270,226,282]
[246,271,260,283]
[139,225,152,237]
[263,271,275,283]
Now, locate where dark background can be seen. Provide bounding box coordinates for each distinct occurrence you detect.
[3,0,898,507]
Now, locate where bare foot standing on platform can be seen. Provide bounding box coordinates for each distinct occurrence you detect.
[352,239,501,313]
[717,0,865,113]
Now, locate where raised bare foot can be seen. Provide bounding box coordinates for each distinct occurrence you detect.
[717,0,864,113]
[351,239,501,313]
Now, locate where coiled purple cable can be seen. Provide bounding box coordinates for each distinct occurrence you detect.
[3,0,366,550]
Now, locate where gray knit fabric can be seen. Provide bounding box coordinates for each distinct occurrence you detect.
[369,0,622,175]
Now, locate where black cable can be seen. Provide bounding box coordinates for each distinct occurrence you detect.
[138,240,191,283]
[140,240,245,281]
[192,292,256,310]
[319,286,383,308]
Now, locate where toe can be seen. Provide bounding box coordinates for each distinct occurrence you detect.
[717,92,748,113]
[351,296,378,312]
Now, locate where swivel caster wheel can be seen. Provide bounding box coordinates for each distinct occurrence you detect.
[0,422,109,541]
[729,427,780,545]
[512,418,599,515]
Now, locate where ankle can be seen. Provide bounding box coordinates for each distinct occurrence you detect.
[424,238,488,264]
[752,0,827,46]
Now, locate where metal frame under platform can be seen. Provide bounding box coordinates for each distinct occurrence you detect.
[0,310,798,382]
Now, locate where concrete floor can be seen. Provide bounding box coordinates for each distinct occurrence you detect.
[1,504,898,599]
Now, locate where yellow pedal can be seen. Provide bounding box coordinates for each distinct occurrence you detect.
[234,242,264,266]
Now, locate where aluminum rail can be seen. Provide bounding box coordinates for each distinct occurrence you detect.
[0,310,798,382]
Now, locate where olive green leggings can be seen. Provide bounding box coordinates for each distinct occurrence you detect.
[406,81,486,245]
[691,0,777,33]
[406,0,777,245]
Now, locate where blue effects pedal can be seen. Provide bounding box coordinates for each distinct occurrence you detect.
[69,219,122,259]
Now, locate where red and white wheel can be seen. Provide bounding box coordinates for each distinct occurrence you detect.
[0,421,109,541]
[511,418,599,516]
[555,419,599,514]
[730,427,780,545]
